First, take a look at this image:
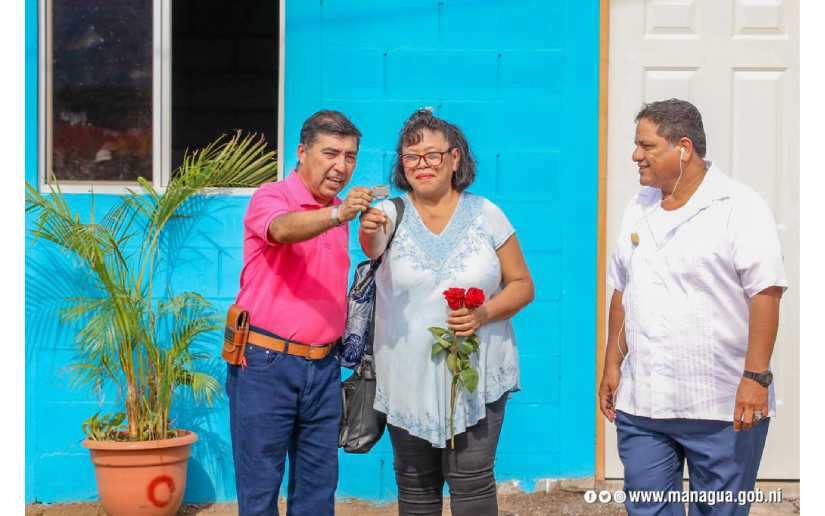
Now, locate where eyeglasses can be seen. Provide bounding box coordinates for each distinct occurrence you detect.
[399,147,456,169]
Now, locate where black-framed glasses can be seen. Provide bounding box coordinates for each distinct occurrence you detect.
[399,147,457,169]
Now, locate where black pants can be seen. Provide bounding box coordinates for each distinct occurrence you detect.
[388,394,507,516]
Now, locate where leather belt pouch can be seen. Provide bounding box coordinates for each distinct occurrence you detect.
[222,304,250,365]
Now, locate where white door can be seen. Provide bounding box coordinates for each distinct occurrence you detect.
[605,0,799,479]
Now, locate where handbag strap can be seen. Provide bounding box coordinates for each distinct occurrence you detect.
[371,196,405,269]
[381,196,405,261]
[364,197,404,358]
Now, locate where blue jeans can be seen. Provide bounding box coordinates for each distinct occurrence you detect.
[226,340,342,516]
[616,410,770,516]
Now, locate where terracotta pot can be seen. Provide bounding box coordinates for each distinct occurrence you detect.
[82,430,198,516]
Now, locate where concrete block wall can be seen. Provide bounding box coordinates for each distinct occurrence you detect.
[25,0,599,503]
[284,0,600,500]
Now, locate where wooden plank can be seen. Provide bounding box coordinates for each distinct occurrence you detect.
[595,0,610,482]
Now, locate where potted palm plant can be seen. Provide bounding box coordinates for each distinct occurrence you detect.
[26,132,277,515]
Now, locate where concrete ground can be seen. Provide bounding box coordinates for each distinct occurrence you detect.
[26,480,799,515]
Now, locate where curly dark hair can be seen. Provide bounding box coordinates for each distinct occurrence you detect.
[391,109,476,192]
[635,98,707,158]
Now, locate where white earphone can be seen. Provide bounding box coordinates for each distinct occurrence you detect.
[665,146,685,199]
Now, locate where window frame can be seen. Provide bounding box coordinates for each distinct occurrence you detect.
[38,0,285,194]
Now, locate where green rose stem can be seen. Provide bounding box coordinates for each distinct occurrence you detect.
[430,326,481,450]
[449,330,459,449]
[449,377,459,448]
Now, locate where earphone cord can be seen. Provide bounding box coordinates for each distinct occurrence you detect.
[669,156,684,199]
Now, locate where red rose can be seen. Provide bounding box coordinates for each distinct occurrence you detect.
[443,288,465,310]
[465,288,485,309]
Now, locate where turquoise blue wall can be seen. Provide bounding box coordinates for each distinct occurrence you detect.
[25,0,599,503]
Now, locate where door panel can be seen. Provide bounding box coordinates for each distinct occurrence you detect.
[605,0,799,479]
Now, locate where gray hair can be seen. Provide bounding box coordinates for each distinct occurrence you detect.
[392,109,477,192]
[299,110,361,148]
[635,98,707,158]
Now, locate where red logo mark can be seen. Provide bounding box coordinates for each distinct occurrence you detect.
[147,475,175,508]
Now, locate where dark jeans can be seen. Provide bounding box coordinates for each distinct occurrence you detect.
[226,341,342,516]
[388,394,507,516]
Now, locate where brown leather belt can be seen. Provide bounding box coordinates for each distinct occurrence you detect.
[247,330,336,360]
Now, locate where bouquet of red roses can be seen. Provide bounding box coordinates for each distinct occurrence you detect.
[430,287,485,448]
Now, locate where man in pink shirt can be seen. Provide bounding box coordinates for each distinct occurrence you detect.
[226,111,374,516]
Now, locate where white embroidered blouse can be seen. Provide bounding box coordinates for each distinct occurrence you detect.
[371,192,520,447]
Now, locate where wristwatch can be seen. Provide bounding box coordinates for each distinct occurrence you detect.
[330,205,342,226]
[743,370,773,388]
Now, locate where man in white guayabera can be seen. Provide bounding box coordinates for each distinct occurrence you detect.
[598,98,787,516]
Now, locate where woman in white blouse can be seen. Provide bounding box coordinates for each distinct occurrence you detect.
[358,109,534,516]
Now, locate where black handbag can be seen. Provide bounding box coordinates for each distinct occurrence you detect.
[339,197,404,453]
[339,354,385,453]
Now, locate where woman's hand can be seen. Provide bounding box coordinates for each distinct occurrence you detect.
[359,207,388,235]
[447,306,489,337]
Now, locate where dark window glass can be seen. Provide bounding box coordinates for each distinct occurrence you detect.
[171,0,278,174]
[51,1,153,182]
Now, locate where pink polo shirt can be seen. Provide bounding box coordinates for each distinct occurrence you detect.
[235,171,350,345]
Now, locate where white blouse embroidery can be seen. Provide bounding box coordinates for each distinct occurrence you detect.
[372,193,520,447]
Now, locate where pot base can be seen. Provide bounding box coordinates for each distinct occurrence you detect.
[82,430,198,516]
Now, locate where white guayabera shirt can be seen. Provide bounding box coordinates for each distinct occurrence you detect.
[608,163,788,421]
[371,193,520,447]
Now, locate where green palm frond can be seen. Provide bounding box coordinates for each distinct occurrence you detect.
[26,131,277,441]
[174,370,221,406]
